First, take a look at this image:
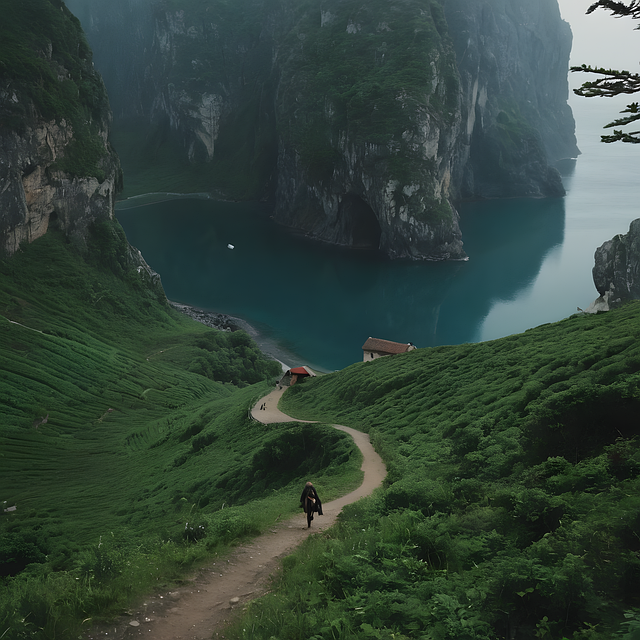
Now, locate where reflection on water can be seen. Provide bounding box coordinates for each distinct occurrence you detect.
[116,92,640,372]
[451,198,566,342]
[116,196,565,371]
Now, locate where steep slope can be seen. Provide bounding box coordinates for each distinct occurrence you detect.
[0,229,348,639]
[267,302,640,639]
[0,0,123,257]
[67,0,578,260]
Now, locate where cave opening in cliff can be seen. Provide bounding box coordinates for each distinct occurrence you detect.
[339,195,382,249]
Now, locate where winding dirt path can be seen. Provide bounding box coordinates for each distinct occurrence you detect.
[83,387,386,640]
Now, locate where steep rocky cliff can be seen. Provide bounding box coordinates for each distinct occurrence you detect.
[272,0,466,259]
[587,219,640,312]
[445,0,578,199]
[0,0,161,292]
[66,0,280,199]
[0,0,122,256]
[68,0,578,260]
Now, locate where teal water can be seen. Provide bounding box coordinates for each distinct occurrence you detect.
[116,96,640,372]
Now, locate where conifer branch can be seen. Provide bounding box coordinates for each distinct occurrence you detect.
[571,2,640,142]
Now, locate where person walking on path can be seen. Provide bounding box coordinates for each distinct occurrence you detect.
[83,390,386,640]
[300,481,322,527]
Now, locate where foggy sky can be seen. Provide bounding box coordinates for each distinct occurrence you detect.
[558,0,638,73]
[557,0,639,138]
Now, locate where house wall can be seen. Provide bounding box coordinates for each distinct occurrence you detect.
[362,345,417,362]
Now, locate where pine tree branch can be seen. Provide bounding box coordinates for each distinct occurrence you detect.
[572,1,640,142]
[601,129,640,142]
[571,65,640,97]
[604,102,640,127]
[587,0,640,19]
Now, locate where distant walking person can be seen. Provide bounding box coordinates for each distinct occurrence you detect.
[300,481,322,528]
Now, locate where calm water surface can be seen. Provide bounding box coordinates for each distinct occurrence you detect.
[116,96,640,372]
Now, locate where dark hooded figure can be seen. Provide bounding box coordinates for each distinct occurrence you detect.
[300,481,323,526]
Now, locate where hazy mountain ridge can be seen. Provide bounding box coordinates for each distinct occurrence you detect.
[67,0,578,260]
[446,0,578,198]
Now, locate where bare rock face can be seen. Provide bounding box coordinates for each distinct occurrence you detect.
[0,0,122,258]
[68,0,577,261]
[588,219,640,311]
[273,138,466,260]
[0,115,120,256]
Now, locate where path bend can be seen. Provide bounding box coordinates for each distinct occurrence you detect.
[85,386,386,640]
[251,386,386,509]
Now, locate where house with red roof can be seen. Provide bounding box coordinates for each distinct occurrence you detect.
[278,365,316,387]
[362,337,416,362]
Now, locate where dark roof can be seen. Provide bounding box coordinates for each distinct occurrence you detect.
[362,337,413,354]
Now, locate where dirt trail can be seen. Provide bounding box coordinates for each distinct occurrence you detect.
[84,387,386,640]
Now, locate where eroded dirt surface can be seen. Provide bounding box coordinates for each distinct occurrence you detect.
[83,387,385,640]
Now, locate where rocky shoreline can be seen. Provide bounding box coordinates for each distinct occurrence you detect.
[169,301,241,332]
[169,301,295,372]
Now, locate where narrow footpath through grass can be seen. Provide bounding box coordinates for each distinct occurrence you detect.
[80,387,386,640]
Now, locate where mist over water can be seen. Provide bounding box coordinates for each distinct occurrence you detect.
[116,94,640,372]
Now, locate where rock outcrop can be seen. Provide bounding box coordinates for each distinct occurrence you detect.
[0,117,121,256]
[587,219,640,312]
[0,0,121,257]
[445,0,578,199]
[67,0,578,260]
[0,0,163,297]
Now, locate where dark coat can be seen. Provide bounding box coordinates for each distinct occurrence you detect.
[300,484,323,516]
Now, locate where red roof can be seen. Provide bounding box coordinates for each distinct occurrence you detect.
[289,366,315,376]
[362,337,414,354]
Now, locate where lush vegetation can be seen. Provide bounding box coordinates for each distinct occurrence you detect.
[277,0,460,221]
[0,0,113,181]
[3,193,640,640]
[278,0,457,146]
[5,231,640,640]
[222,303,640,640]
[0,226,362,639]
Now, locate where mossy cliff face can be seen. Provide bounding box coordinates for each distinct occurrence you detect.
[273,0,466,260]
[146,0,278,165]
[0,0,122,257]
[68,0,577,260]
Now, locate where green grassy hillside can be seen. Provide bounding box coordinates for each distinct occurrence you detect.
[0,225,362,639]
[4,220,640,640]
[225,304,640,640]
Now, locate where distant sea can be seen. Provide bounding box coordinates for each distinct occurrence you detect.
[116,95,640,372]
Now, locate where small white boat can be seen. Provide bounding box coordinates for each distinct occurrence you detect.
[227,244,235,250]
